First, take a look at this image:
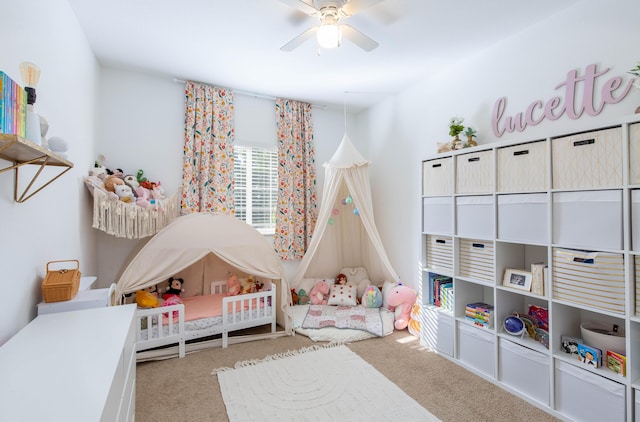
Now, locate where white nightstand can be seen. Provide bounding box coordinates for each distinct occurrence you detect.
[37,277,115,315]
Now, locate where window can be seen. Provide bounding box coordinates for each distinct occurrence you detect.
[233,145,278,234]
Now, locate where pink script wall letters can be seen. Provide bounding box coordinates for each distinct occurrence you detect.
[492,63,635,137]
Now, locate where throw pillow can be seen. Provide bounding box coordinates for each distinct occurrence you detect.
[327,283,358,306]
[339,267,369,285]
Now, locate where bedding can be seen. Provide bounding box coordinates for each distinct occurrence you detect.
[292,304,394,342]
[303,304,383,336]
[179,293,266,321]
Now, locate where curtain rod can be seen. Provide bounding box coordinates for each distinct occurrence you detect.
[173,78,327,110]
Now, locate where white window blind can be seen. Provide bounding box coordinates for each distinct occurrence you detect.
[234,145,278,234]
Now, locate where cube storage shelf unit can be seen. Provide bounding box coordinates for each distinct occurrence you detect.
[420,114,640,422]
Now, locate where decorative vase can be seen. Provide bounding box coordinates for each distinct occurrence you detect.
[25,105,42,145]
[451,135,463,150]
[466,135,478,147]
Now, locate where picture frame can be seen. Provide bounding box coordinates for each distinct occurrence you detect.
[502,269,532,291]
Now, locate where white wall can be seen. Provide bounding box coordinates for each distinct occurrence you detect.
[360,0,640,289]
[95,67,356,285]
[0,0,99,344]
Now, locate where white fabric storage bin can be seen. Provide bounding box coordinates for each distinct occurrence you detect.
[456,150,494,194]
[458,238,494,283]
[552,248,625,315]
[458,322,495,378]
[630,123,640,185]
[423,157,453,196]
[635,256,640,316]
[421,308,454,357]
[635,388,640,422]
[497,140,548,193]
[552,190,622,250]
[499,339,550,406]
[633,190,640,252]
[426,235,453,273]
[552,126,623,190]
[555,360,625,422]
[423,197,453,235]
[497,193,548,244]
[456,195,494,239]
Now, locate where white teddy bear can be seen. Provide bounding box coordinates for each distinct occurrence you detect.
[115,184,135,203]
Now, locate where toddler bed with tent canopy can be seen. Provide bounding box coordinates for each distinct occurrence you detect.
[114,212,292,360]
[289,134,403,342]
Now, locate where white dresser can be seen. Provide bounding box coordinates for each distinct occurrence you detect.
[0,304,137,421]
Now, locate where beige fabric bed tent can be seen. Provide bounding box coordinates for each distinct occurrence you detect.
[291,134,399,288]
[115,212,291,334]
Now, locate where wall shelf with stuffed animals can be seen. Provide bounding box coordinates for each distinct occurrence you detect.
[0,134,73,203]
[84,161,178,239]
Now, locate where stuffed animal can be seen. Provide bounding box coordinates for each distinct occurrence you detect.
[361,285,383,308]
[386,284,418,330]
[335,273,348,285]
[104,175,124,193]
[291,289,299,305]
[115,184,135,203]
[89,162,107,180]
[298,289,309,305]
[123,174,139,191]
[239,276,256,294]
[227,273,241,296]
[309,280,330,305]
[408,302,421,338]
[135,284,160,308]
[152,182,166,200]
[163,277,184,300]
[135,186,152,207]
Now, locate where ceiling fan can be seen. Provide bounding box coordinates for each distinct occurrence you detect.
[279,0,383,52]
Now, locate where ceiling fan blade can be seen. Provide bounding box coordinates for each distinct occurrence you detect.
[280,26,319,51]
[277,0,319,16]
[340,24,379,52]
[341,0,385,16]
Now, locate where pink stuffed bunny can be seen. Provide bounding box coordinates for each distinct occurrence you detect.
[386,285,418,330]
[309,280,330,305]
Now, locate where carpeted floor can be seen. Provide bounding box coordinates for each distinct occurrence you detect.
[136,328,561,422]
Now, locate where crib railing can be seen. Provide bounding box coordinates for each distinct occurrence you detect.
[222,285,277,348]
[135,304,185,358]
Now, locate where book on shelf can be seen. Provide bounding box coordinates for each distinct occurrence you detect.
[465,302,494,328]
[0,70,26,137]
[560,335,582,355]
[530,262,546,296]
[441,284,453,311]
[429,274,451,307]
[577,343,602,368]
[606,350,626,376]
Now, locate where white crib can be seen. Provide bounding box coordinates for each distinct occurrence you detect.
[134,280,276,359]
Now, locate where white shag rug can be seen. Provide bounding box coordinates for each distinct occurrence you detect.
[213,344,440,421]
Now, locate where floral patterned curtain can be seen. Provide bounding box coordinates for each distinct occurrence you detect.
[181,81,235,215]
[274,99,318,260]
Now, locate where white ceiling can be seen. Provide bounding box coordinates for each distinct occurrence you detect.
[67,0,582,112]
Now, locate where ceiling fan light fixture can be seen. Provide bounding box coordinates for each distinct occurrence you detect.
[317,23,340,48]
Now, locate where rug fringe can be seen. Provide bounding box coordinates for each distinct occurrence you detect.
[211,341,345,375]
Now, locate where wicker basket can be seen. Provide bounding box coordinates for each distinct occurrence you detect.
[42,260,81,303]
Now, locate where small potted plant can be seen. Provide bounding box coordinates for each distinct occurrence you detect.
[449,117,465,149]
[464,127,478,147]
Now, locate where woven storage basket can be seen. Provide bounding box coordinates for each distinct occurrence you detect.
[42,260,81,303]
